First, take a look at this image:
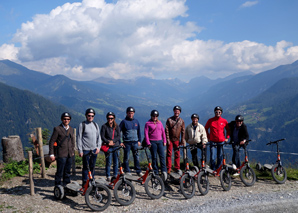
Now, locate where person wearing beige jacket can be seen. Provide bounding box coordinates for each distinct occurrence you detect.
[185,113,208,168]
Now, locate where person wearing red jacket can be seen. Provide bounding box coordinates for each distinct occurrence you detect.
[205,106,230,170]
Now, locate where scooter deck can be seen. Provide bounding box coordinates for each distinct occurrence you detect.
[65,182,81,192]
[264,164,273,170]
[125,174,141,181]
[96,177,108,185]
[169,172,182,180]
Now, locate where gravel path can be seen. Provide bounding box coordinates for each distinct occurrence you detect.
[0,167,297,212]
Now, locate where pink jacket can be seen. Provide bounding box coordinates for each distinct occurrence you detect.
[144,119,167,145]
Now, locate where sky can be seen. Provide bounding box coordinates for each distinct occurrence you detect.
[0,0,298,81]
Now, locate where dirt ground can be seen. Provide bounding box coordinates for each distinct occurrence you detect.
[0,166,297,212]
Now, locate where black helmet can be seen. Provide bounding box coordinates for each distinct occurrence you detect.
[61,112,71,120]
[235,115,244,121]
[150,110,159,117]
[126,106,135,113]
[173,105,181,112]
[191,113,199,120]
[106,112,115,119]
[214,106,223,113]
[85,108,96,115]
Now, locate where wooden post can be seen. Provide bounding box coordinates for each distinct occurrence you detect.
[36,127,46,178]
[72,128,76,175]
[28,151,35,195]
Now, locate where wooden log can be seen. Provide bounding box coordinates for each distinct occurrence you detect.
[36,128,46,178]
[1,135,25,163]
[28,151,35,195]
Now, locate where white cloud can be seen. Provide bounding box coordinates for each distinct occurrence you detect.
[2,0,298,81]
[240,1,258,8]
[0,44,19,60]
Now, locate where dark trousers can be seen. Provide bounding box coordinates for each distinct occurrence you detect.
[55,156,72,186]
[123,141,141,174]
[190,146,206,169]
[232,144,245,168]
[82,150,98,183]
[105,146,119,178]
[149,140,167,175]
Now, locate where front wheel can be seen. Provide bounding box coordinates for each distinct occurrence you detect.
[271,164,287,184]
[180,174,195,199]
[197,171,209,195]
[220,169,231,191]
[114,179,136,206]
[85,184,111,211]
[240,165,256,186]
[144,174,165,199]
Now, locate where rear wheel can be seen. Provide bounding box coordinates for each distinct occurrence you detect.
[54,185,64,200]
[144,174,165,199]
[197,171,209,195]
[180,174,195,199]
[271,164,287,184]
[220,169,231,191]
[240,165,256,186]
[85,184,111,211]
[114,179,136,206]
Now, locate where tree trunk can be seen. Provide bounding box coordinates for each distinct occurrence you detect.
[2,135,25,163]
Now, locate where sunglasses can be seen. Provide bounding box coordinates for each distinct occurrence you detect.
[151,115,158,117]
[87,115,94,117]
[107,117,114,120]
[215,111,222,114]
[63,118,71,121]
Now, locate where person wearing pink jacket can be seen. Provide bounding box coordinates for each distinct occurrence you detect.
[144,110,167,177]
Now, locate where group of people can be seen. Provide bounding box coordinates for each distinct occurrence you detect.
[48,105,249,187]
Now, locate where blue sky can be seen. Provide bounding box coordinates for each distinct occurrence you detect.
[0,0,298,81]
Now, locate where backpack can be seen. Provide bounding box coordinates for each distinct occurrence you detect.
[82,121,98,134]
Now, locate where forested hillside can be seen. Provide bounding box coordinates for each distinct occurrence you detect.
[0,82,84,159]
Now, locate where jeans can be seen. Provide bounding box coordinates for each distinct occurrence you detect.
[123,141,141,174]
[210,141,225,170]
[149,140,167,175]
[55,156,72,186]
[232,144,245,168]
[105,146,119,177]
[82,150,97,183]
[166,140,180,173]
[190,146,206,169]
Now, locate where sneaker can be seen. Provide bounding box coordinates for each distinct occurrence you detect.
[125,172,132,176]
[233,173,240,177]
[137,172,144,177]
[106,176,111,182]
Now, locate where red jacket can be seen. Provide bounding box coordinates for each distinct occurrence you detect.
[205,117,230,142]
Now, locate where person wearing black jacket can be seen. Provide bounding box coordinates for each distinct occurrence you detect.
[49,112,75,186]
[100,112,121,181]
[228,115,249,168]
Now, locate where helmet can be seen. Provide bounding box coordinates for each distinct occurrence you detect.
[173,105,181,112]
[106,112,115,119]
[85,108,96,115]
[191,113,199,120]
[61,112,71,120]
[235,115,244,121]
[126,106,135,113]
[214,106,223,113]
[150,110,159,117]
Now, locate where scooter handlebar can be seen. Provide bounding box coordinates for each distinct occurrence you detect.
[266,138,286,145]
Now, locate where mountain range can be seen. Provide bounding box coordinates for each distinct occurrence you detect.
[1,59,298,165]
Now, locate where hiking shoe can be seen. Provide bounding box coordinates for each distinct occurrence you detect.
[137,172,144,177]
